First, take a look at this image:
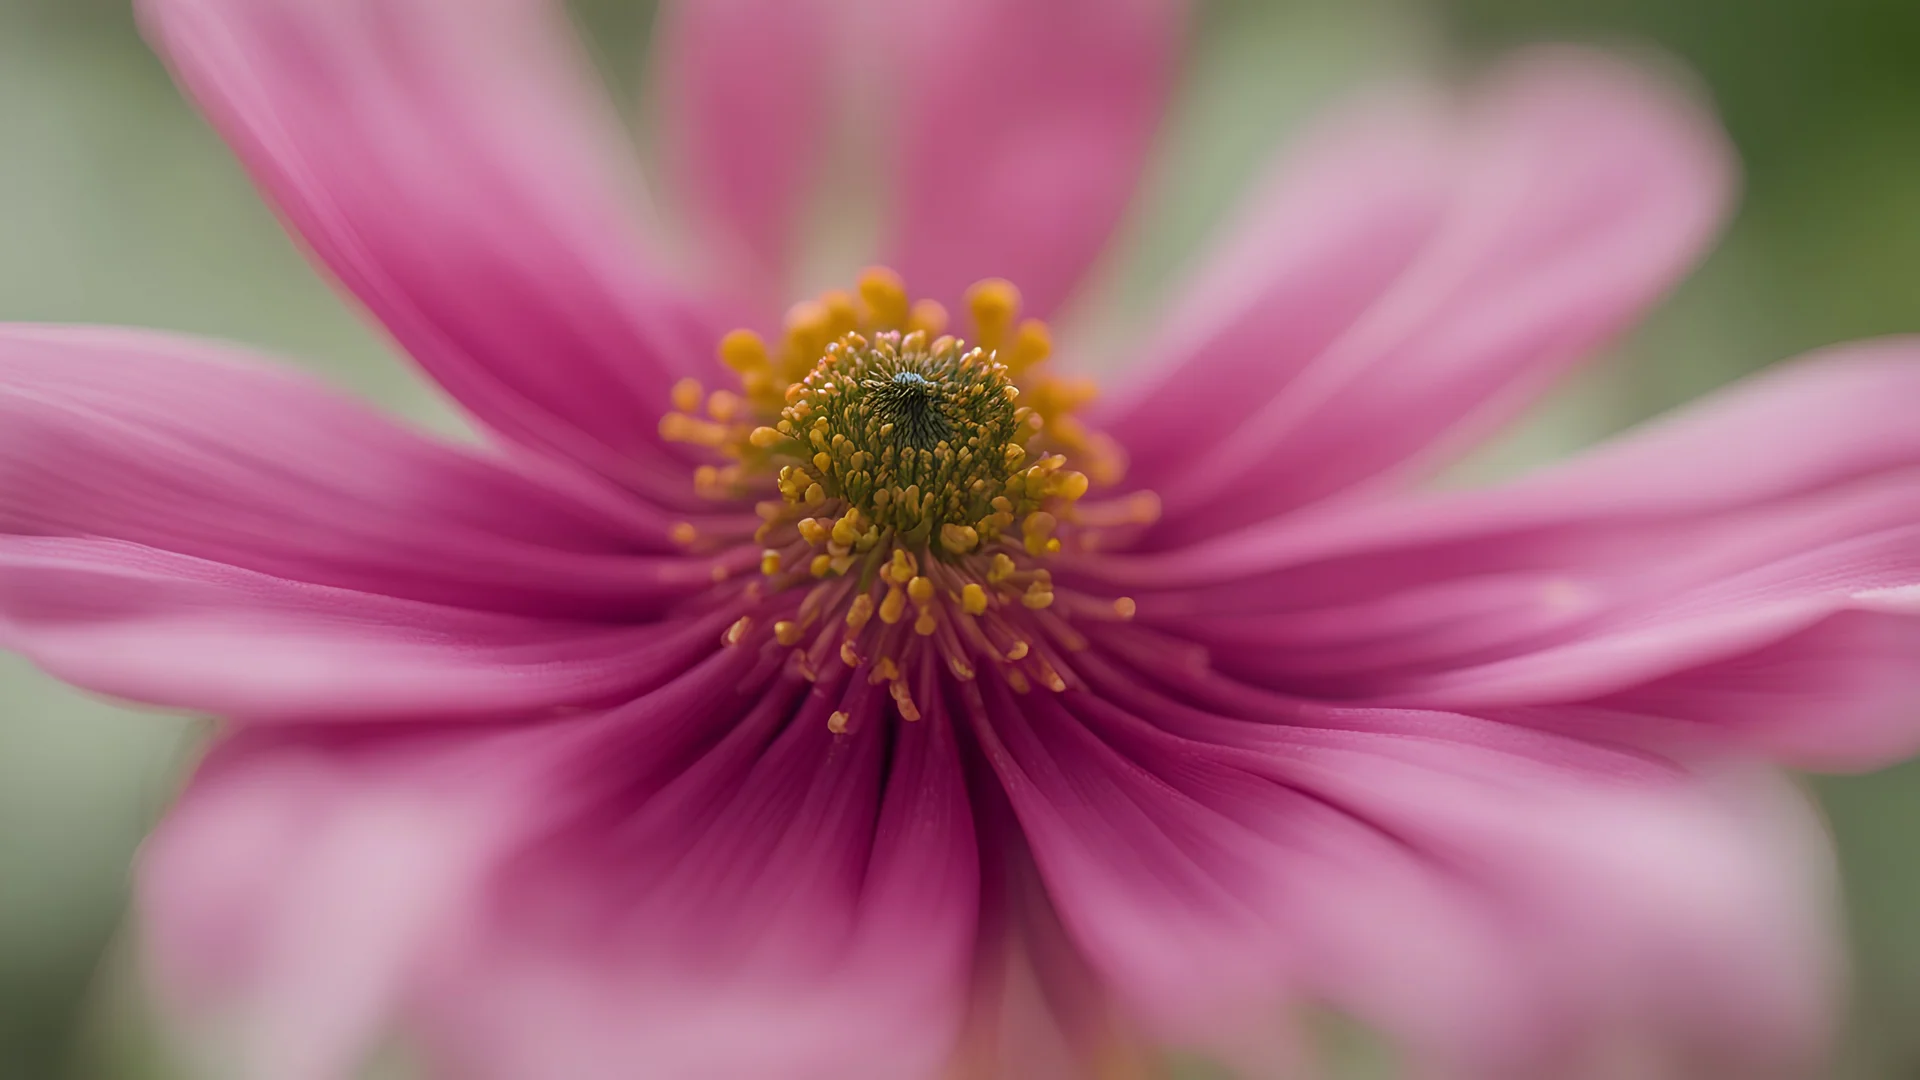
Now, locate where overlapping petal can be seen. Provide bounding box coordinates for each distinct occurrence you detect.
[418,656,980,1080]
[1094,341,1920,768]
[652,0,837,302]
[1113,48,1734,546]
[137,0,721,498]
[0,327,711,617]
[878,0,1185,321]
[977,659,1835,1075]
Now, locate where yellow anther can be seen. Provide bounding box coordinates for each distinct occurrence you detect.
[940,523,980,554]
[1006,641,1030,661]
[908,299,949,336]
[846,593,875,633]
[760,550,782,576]
[965,278,1021,351]
[1051,471,1090,501]
[723,616,752,646]
[888,548,917,584]
[1005,319,1052,375]
[827,710,850,734]
[961,583,988,615]
[810,553,833,577]
[671,377,703,413]
[1113,597,1137,620]
[880,587,908,625]
[1004,443,1027,470]
[988,553,1017,583]
[813,451,834,475]
[669,522,698,547]
[719,329,770,372]
[948,655,976,680]
[659,413,727,446]
[750,425,786,449]
[830,514,861,547]
[840,641,862,668]
[1022,583,1055,610]
[908,575,936,604]
[914,609,939,636]
[858,267,910,328]
[889,680,922,722]
[873,657,901,683]
[1023,511,1059,557]
[774,620,805,646]
[1006,668,1032,694]
[821,289,859,338]
[798,517,829,545]
[706,389,742,422]
[804,483,826,505]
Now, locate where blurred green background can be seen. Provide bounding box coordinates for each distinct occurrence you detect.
[1,0,1919,1076]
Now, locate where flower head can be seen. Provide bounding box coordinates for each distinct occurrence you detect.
[1,1,1916,1078]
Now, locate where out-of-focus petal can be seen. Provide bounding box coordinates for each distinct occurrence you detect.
[879,0,1185,320]
[138,731,543,1080]
[976,661,1836,1075]
[651,0,836,302]
[1090,341,1920,769]
[0,538,726,721]
[137,0,722,499]
[1121,47,1733,546]
[0,327,717,619]
[1102,91,1456,498]
[420,658,980,1080]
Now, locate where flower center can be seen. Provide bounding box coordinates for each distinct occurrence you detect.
[660,269,1159,733]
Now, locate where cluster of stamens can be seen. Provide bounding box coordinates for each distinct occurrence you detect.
[662,268,1158,733]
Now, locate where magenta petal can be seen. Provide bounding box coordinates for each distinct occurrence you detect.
[977,671,1835,1074]
[138,732,541,1080]
[421,665,980,1079]
[138,0,720,496]
[1102,90,1455,498]
[1128,47,1734,545]
[0,327,713,619]
[1096,341,1920,768]
[879,0,1184,320]
[652,0,836,302]
[0,538,724,721]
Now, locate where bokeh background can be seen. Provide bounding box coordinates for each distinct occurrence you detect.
[1,0,1918,1076]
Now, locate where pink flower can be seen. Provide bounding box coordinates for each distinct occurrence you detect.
[3,0,1915,1076]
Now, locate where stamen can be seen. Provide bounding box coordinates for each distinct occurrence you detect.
[687,267,1152,724]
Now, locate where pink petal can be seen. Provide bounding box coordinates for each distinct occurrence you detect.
[1092,340,1920,769]
[878,0,1185,320]
[977,663,1837,1074]
[420,662,980,1079]
[1102,90,1456,498]
[138,730,543,1080]
[137,0,721,497]
[0,537,726,722]
[651,0,837,302]
[0,327,712,619]
[1121,47,1734,546]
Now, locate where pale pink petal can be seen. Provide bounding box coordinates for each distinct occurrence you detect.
[137,0,721,497]
[1127,47,1734,546]
[1101,91,1456,497]
[138,730,544,1080]
[143,656,979,1079]
[1089,341,1920,768]
[0,327,715,619]
[976,663,1836,1075]
[0,538,726,721]
[879,0,1185,320]
[652,0,836,302]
